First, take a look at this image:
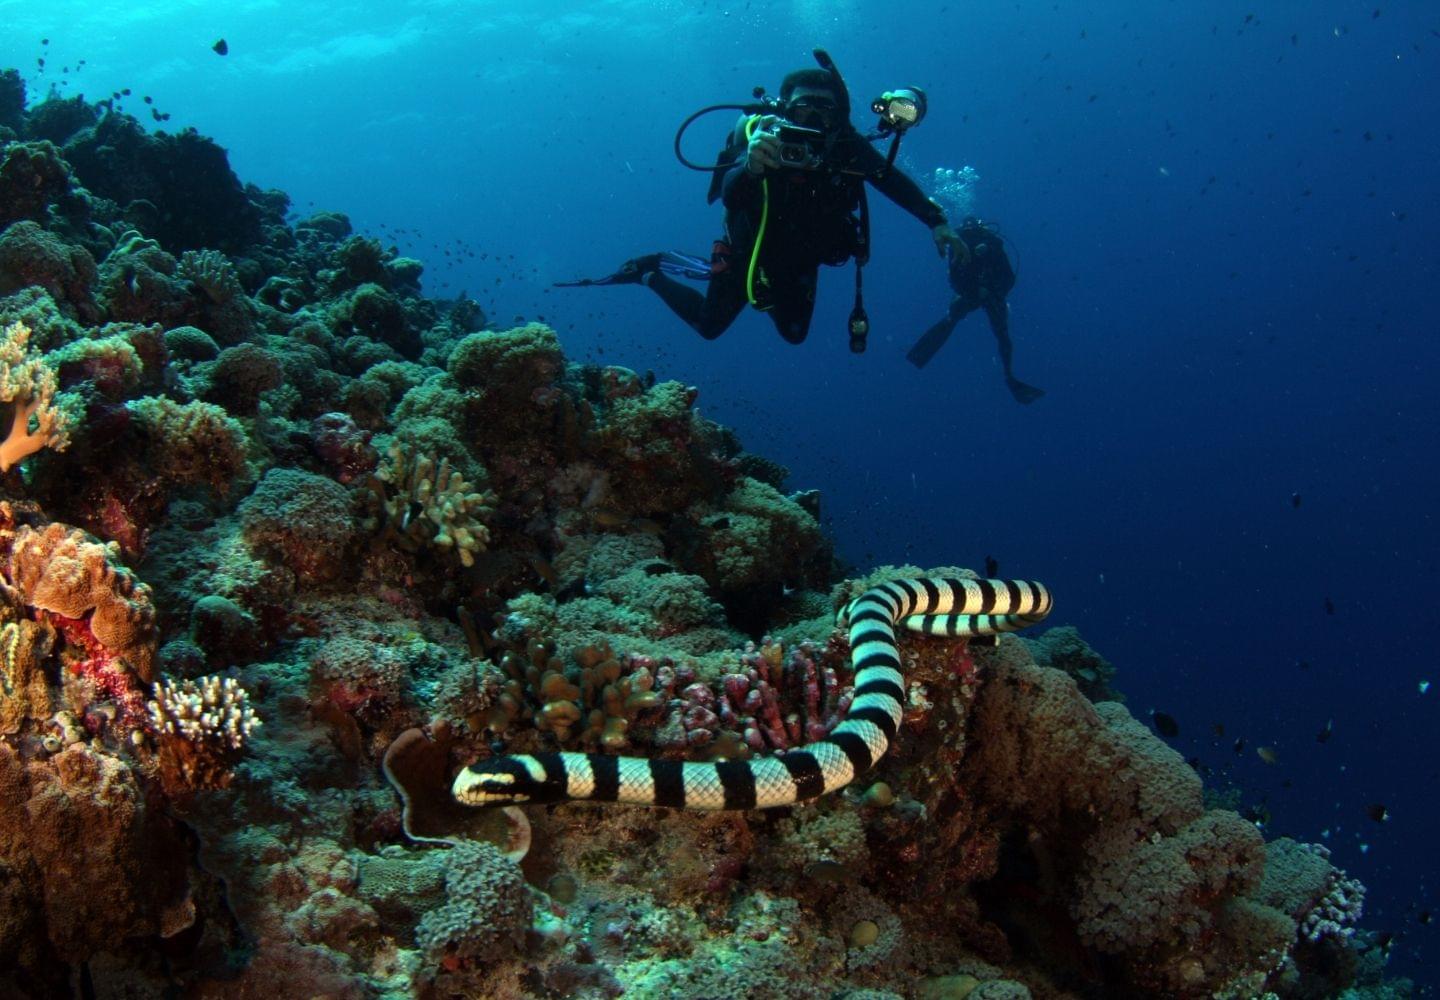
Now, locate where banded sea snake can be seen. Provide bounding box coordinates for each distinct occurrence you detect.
[453,576,1051,812]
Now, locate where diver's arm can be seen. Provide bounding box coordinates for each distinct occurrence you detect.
[722,116,785,208]
[855,144,947,228]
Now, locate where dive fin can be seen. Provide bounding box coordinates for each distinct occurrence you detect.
[905,313,962,369]
[1006,378,1045,405]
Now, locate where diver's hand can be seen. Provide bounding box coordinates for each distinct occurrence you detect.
[745,116,783,175]
[932,222,967,261]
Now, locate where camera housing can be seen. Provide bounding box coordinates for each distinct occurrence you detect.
[771,121,828,170]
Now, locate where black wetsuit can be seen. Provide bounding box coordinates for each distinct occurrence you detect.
[647,127,946,344]
[906,221,1042,403]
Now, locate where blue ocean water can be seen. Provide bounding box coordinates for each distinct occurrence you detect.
[4,0,1435,987]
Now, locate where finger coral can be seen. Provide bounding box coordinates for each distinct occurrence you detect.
[371,441,496,568]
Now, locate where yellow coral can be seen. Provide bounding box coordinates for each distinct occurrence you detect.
[374,442,496,567]
[0,320,70,472]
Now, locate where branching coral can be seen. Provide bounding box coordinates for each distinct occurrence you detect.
[0,320,70,471]
[371,441,496,568]
[146,672,260,792]
[178,248,244,306]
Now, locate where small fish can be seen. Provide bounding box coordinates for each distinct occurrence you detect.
[1365,803,1390,823]
[1212,723,1226,737]
[1419,680,1430,694]
[1419,910,1432,925]
[212,38,229,56]
[1233,737,1247,754]
[1324,597,1336,616]
[528,556,558,589]
[984,555,999,577]
[589,509,629,529]
[1152,711,1180,738]
[1298,660,1312,671]
[1257,746,1279,765]
[1316,719,1333,743]
[1291,492,1302,508]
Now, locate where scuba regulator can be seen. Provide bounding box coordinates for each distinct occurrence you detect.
[672,49,933,353]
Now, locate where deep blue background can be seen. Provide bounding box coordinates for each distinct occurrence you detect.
[6,0,1436,986]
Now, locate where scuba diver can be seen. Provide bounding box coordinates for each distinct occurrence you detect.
[905,217,1044,404]
[557,51,962,350]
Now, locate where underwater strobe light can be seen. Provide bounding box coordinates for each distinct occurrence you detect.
[871,88,927,134]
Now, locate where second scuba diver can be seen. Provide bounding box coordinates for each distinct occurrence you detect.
[559,51,961,350]
[905,217,1044,404]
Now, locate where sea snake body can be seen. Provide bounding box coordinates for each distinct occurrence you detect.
[453,577,1052,812]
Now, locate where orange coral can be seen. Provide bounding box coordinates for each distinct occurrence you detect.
[3,516,158,682]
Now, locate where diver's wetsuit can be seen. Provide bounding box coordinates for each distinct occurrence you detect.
[906,220,1043,404]
[646,126,946,344]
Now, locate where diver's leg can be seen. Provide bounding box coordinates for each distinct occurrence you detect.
[768,267,818,345]
[644,244,746,340]
[985,300,1044,403]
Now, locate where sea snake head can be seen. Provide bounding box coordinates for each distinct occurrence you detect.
[452,754,564,806]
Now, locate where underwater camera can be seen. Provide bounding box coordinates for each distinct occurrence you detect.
[768,121,828,171]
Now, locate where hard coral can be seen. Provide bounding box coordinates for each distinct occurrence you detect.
[0,742,189,976]
[196,342,284,416]
[0,220,100,320]
[446,322,562,392]
[146,672,261,792]
[370,441,495,568]
[127,395,249,494]
[237,468,359,585]
[414,840,532,983]
[958,650,1272,993]
[0,141,74,228]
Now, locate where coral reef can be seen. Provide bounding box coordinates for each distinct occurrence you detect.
[0,77,1406,1000]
